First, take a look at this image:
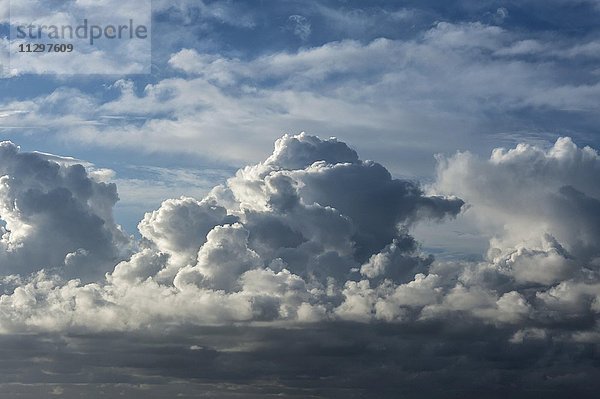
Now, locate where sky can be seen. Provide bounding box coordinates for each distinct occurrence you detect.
[0,0,599,397]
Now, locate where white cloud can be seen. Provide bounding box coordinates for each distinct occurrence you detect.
[5,21,600,175]
[0,132,598,374]
[435,137,600,265]
[0,132,598,396]
[0,141,131,280]
[4,0,151,75]
[287,15,311,41]
[138,196,236,272]
[0,133,462,332]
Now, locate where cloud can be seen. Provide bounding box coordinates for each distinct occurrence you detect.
[0,133,599,396]
[0,133,462,331]
[153,0,257,29]
[429,136,600,334]
[435,137,600,264]
[137,196,237,272]
[3,0,151,75]
[2,133,599,337]
[0,141,131,280]
[3,1,600,395]
[5,19,600,176]
[287,15,311,41]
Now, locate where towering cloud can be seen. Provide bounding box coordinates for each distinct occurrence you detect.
[0,133,464,329]
[0,134,598,397]
[430,137,600,339]
[435,137,600,283]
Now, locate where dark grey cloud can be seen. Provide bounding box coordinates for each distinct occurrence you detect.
[0,324,598,398]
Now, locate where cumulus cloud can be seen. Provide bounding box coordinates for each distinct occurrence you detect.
[2,133,599,337]
[0,133,463,331]
[0,142,131,280]
[430,137,600,336]
[436,137,600,266]
[137,196,237,276]
[0,133,599,396]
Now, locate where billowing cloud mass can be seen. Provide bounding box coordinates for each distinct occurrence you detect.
[0,142,131,280]
[0,133,464,330]
[0,134,599,396]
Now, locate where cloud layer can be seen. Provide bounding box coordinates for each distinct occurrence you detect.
[4,13,600,176]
